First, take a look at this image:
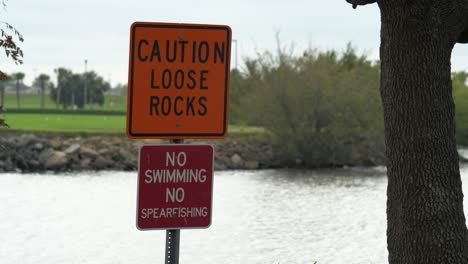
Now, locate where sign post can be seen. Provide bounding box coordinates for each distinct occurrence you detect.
[165,228,180,264]
[128,21,230,264]
[165,139,183,264]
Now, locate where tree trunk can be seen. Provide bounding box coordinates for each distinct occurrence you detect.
[40,81,45,110]
[56,85,60,109]
[380,1,468,263]
[16,79,20,109]
[1,86,4,107]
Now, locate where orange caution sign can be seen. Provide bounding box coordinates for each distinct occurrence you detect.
[127,22,232,139]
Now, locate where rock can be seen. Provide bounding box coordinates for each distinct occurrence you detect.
[80,147,98,159]
[214,154,231,169]
[98,148,111,155]
[26,160,42,171]
[92,156,113,169]
[122,160,137,171]
[5,137,17,145]
[38,148,54,163]
[45,151,68,169]
[0,160,8,171]
[230,153,244,168]
[80,158,92,168]
[118,148,134,161]
[18,134,37,147]
[49,140,62,149]
[64,144,80,155]
[33,143,44,151]
[3,157,14,171]
[244,160,259,170]
[110,137,121,144]
[67,154,80,167]
[214,162,227,171]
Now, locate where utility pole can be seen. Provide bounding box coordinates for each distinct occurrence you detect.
[84,59,88,109]
[71,92,75,110]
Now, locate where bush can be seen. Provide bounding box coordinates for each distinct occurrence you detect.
[231,44,385,167]
[453,72,468,145]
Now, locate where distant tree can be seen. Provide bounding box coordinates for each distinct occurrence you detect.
[0,73,9,107]
[53,68,71,108]
[339,42,371,71]
[52,68,73,109]
[112,83,128,110]
[229,63,262,124]
[33,74,52,109]
[12,71,24,109]
[83,71,110,108]
[114,83,128,96]
[51,68,110,109]
[453,71,468,145]
[229,68,251,124]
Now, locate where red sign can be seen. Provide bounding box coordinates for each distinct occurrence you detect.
[136,145,214,230]
[127,22,232,139]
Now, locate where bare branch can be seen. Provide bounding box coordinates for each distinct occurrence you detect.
[0,118,10,128]
[0,21,24,65]
[346,0,377,9]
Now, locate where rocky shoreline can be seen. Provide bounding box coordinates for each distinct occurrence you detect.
[0,133,280,173]
[2,133,467,173]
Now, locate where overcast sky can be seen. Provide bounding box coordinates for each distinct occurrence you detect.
[2,0,467,86]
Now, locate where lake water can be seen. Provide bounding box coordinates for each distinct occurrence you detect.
[3,166,467,264]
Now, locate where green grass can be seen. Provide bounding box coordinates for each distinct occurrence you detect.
[228,125,265,134]
[3,113,126,133]
[1,113,264,135]
[0,94,264,135]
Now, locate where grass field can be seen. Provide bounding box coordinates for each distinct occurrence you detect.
[0,113,265,135]
[3,113,126,133]
[1,113,264,135]
[0,93,263,135]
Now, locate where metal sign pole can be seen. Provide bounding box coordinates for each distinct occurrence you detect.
[165,139,184,264]
[165,229,180,264]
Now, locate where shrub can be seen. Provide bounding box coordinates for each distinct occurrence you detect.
[231,44,385,167]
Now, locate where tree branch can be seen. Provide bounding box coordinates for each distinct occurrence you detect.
[346,0,377,9]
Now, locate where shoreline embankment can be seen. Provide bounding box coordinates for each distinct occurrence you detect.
[0,132,400,173]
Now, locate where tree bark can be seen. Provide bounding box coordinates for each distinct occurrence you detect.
[40,80,45,110]
[378,1,468,263]
[1,86,4,107]
[16,79,20,109]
